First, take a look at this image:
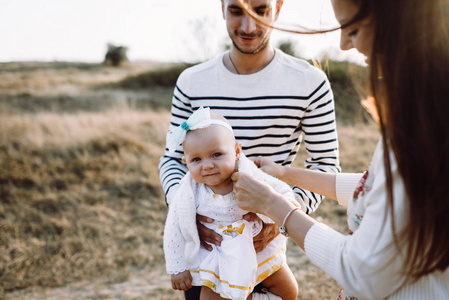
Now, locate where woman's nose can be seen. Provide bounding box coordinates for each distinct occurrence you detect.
[340,33,353,51]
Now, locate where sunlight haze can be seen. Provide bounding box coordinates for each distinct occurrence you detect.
[1,0,365,64]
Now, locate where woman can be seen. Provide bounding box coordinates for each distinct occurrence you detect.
[232,0,449,298]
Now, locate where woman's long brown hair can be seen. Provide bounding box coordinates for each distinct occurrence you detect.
[366,0,449,281]
[238,0,449,281]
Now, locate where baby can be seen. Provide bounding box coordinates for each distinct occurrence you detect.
[163,107,298,300]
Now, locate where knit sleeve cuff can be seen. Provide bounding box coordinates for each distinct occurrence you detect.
[335,173,363,206]
[304,222,347,277]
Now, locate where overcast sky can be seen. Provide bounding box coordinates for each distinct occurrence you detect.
[0,0,365,64]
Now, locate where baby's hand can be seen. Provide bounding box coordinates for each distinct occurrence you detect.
[171,270,193,291]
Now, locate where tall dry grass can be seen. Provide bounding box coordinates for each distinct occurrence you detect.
[0,109,171,297]
[0,61,379,299]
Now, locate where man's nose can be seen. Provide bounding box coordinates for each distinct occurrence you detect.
[240,14,257,33]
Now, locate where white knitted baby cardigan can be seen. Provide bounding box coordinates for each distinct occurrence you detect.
[163,153,298,275]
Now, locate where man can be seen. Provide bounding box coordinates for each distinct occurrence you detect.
[159,0,340,298]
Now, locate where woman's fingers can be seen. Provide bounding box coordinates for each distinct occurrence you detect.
[232,172,272,213]
[250,156,263,168]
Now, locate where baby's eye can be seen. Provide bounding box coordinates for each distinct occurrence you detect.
[192,157,201,162]
[213,153,222,158]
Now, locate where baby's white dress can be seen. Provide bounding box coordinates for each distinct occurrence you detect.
[164,153,295,300]
[191,184,286,300]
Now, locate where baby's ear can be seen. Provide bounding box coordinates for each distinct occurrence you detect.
[235,142,242,158]
[182,156,187,163]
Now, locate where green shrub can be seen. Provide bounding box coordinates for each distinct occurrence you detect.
[113,63,195,89]
[318,60,370,125]
[278,40,297,57]
[104,44,128,67]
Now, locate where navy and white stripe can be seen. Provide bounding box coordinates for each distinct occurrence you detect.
[159,49,341,213]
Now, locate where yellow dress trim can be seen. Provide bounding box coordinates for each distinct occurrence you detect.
[190,246,285,291]
[258,246,285,268]
[192,269,252,290]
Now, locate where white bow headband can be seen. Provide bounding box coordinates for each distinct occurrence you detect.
[166,107,234,154]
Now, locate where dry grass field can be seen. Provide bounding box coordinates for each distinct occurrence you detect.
[0,61,379,299]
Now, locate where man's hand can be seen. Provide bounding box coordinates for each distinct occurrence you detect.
[243,212,280,253]
[171,270,193,291]
[196,213,222,251]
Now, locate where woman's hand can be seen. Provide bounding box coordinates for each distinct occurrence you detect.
[252,156,285,179]
[231,172,279,215]
[233,171,317,251]
[254,156,338,200]
[171,270,193,291]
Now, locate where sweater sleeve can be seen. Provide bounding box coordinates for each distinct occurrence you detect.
[295,75,341,214]
[304,153,407,299]
[335,173,363,206]
[158,72,192,205]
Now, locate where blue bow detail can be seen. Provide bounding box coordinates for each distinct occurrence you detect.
[166,107,210,154]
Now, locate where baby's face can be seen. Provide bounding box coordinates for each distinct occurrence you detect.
[183,125,239,195]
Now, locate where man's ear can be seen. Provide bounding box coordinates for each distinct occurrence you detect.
[221,0,226,19]
[182,156,187,163]
[275,0,284,20]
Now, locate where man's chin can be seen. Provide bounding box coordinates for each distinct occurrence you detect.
[232,40,268,55]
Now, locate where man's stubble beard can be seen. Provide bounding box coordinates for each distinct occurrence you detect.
[231,33,271,55]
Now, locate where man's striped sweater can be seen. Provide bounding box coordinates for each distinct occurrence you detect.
[159,49,341,214]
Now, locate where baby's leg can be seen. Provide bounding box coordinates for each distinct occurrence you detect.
[200,286,227,300]
[258,264,298,300]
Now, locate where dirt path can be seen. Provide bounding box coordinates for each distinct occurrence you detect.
[5,267,183,300]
